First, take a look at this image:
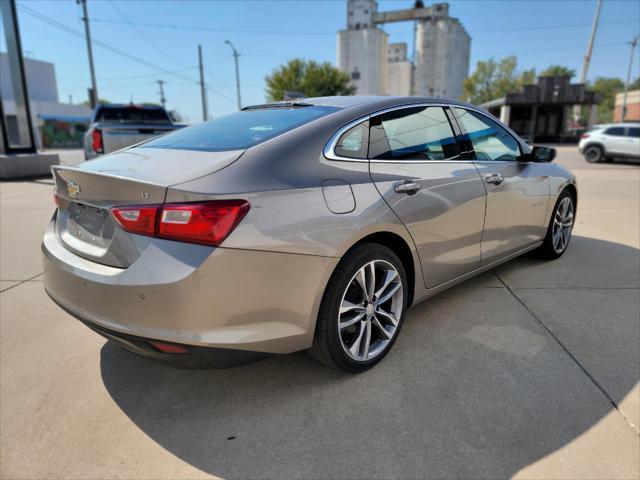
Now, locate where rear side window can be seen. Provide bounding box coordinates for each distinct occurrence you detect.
[452,107,520,161]
[626,127,640,138]
[369,106,460,160]
[95,107,170,124]
[142,106,337,152]
[334,121,369,159]
[604,126,625,136]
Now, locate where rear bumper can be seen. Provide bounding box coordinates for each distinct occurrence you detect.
[42,217,337,357]
[49,295,271,368]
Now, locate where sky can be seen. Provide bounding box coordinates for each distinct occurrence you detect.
[11,0,640,122]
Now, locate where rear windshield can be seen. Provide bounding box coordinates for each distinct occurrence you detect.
[141,106,338,152]
[95,107,170,124]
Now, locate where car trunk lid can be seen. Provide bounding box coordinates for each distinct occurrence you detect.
[52,147,244,267]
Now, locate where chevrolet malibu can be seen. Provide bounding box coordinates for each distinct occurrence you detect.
[43,96,577,372]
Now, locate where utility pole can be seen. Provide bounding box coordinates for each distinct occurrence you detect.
[198,45,208,121]
[574,0,602,122]
[76,0,98,108]
[156,80,166,108]
[225,40,242,110]
[579,0,602,84]
[621,36,638,123]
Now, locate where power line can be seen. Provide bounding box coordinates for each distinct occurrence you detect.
[18,4,198,83]
[17,4,235,104]
[89,16,640,37]
[91,17,335,36]
[211,41,632,63]
[474,41,628,58]
[106,0,188,67]
[59,67,197,82]
[204,67,236,96]
[386,19,639,36]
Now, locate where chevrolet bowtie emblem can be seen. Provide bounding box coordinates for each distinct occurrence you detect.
[66,181,80,197]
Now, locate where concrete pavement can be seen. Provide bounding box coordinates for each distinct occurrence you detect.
[1,147,638,479]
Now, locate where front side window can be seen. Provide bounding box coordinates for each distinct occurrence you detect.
[452,107,520,161]
[334,121,369,159]
[369,106,460,160]
[604,126,625,136]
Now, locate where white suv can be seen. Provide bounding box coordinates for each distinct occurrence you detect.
[578,123,640,163]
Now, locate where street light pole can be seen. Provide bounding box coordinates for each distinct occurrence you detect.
[198,45,208,121]
[76,0,98,108]
[225,40,242,110]
[621,36,638,123]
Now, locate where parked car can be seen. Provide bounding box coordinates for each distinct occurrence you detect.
[44,96,577,373]
[578,123,640,163]
[83,104,183,160]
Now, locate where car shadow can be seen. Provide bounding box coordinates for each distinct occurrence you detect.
[604,158,640,166]
[99,235,639,479]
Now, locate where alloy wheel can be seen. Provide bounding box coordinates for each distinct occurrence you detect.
[552,196,574,254]
[585,146,602,163]
[338,260,404,362]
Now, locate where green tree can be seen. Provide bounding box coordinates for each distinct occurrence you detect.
[81,98,110,107]
[540,65,576,78]
[590,77,625,123]
[628,77,640,90]
[462,56,535,104]
[265,58,356,101]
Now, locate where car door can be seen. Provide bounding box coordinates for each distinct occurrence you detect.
[623,126,640,157]
[368,105,486,288]
[602,126,627,155]
[450,107,549,265]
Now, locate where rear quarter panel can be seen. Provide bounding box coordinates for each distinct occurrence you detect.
[166,111,424,297]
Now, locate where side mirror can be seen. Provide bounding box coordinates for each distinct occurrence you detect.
[522,146,556,163]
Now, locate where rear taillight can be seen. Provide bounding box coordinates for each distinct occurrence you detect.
[157,201,250,246]
[111,200,249,246]
[111,205,159,236]
[91,129,103,153]
[581,133,590,139]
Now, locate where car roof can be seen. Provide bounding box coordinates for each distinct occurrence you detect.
[594,123,640,128]
[245,95,477,111]
[97,103,166,110]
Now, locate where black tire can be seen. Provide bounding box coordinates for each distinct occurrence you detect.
[584,144,604,163]
[309,243,408,373]
[535,190,575,260]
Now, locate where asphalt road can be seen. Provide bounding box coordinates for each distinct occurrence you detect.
[1,147,638,479]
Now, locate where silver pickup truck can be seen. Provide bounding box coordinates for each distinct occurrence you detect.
[83,104,184,160]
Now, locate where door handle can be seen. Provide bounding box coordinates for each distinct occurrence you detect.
[394,181,422,195]
[485,173,505,185]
